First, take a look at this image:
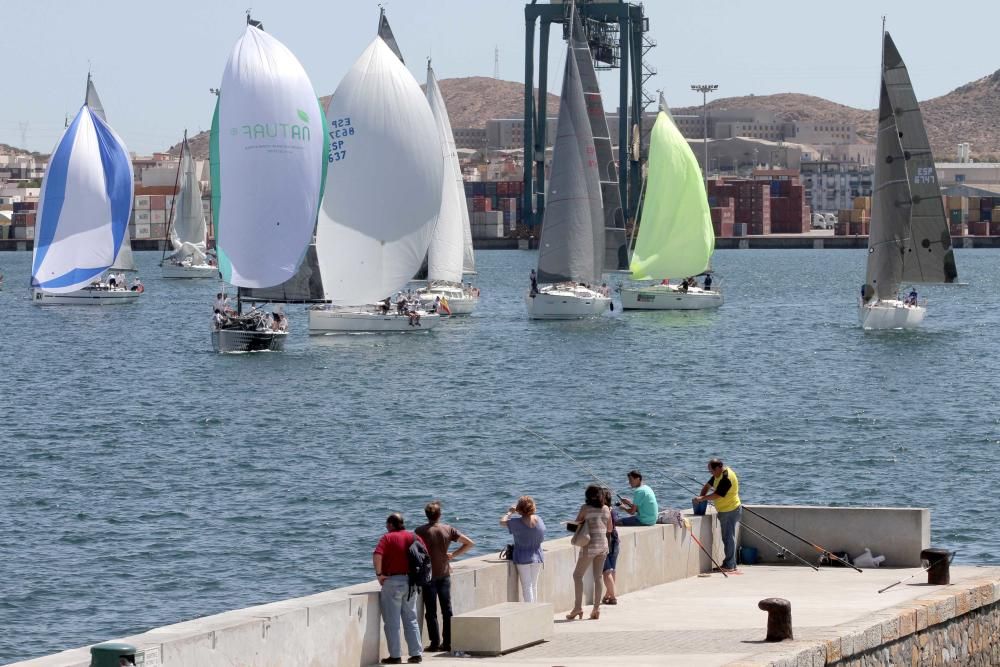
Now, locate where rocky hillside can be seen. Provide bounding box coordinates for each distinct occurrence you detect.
[167,71,1000,161]
[0,144,42,157]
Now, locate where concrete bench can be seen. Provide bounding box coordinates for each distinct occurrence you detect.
[451,602,553,656]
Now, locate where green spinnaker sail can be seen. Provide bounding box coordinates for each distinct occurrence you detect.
[629,99,715,281]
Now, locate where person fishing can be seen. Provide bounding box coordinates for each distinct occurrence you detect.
[694,458,742,573]
[616,470,658,527]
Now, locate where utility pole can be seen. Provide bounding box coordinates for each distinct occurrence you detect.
[690,84,718,191]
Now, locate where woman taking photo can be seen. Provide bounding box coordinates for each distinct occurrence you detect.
[500,496,546,602]
[567,484,611,620]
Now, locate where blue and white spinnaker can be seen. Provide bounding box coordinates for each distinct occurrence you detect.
[31,105,133,293]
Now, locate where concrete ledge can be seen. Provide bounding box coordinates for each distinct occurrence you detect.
[739,505,929,567]
[451,602,553,655]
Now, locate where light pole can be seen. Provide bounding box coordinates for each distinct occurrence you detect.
[691,84,718,191]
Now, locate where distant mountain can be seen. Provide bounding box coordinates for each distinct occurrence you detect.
[0,144,42,158]
[166,71,1000,162]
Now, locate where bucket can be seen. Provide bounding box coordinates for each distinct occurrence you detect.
[692,499,708,516]
[739,546,759,565]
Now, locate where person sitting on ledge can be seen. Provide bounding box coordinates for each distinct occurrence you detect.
[616,470,658,527]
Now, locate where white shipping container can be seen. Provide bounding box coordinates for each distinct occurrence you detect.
[150,210,166,224]
[134,223,151,239]
[163,195,175,212]
[25,225,34,240]
[135,210,151,224]
[135,195,151,210]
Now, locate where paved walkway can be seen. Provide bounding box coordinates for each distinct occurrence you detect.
[424,564,999,666]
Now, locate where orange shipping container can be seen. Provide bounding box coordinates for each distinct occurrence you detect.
[149,195,166,210]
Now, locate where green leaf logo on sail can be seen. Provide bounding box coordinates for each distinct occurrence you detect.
[297,109,310,124]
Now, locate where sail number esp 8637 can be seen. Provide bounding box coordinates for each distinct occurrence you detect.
[328,116,354,163]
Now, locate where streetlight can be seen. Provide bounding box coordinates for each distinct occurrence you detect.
[691,84,718,191]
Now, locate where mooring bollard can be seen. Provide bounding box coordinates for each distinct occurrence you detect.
[758,597,793,641]
[920,548,952,585]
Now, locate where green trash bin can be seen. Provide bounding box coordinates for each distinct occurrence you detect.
[90,641,137,667]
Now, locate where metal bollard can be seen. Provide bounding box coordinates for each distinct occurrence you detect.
[90,641,137,667]
[758,597,793,641]
[920,548,952,585]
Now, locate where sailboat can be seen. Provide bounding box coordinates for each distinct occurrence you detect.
[161,131,215,278]
[415,60,480,316]
[620,94,722,310]
[859,31,957,329]
[210,18,327,352]
[308,12,443,334]
[525,9,611,320]
[31,73,138,305]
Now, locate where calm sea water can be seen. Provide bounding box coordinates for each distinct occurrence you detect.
[1,248,997,663]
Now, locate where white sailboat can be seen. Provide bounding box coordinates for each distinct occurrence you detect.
[161,131,215,278]
[859,31,958,330]
[415,60,479,316]
[525,9,611,320]
[309,12,443,334]
[210,19,327,352]
[620,94,722,311]
[31,73,138,306]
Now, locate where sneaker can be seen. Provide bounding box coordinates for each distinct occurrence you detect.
[426,644,440,653]
[407,657,423,664]
[380,659,402,665]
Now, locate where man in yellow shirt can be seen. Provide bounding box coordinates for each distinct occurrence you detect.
[694,458,741,572]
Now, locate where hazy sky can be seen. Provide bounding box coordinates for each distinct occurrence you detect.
[3,0,997,154]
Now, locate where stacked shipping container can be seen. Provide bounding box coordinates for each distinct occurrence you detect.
[835,197,871,236]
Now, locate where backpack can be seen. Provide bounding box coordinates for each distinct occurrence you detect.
[407,535,432,597]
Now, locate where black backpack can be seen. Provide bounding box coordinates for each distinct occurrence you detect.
[407,535,433,597]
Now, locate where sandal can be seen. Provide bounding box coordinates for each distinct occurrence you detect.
[602,596,617,605]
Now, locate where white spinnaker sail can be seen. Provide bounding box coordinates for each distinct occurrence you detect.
[31,106,133,293]
[169,139,207,263]
[425,62,468,283]
[213,25,326,289]
[316,38,443,305]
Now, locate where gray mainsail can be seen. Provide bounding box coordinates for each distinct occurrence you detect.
[571,13,627,272]
[535,26,604,285]
[239,244,327,303]
[865,32,957,301]
[84,73,106,123]
[377,8,404,64]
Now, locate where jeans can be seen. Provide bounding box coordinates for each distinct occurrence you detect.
[616,514,650,527]
[420,576,452,649]
[718,506,743,570]
[515,562,542,602]
[380,575,421,658]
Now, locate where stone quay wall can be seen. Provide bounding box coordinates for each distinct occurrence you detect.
[733,572,1000,666]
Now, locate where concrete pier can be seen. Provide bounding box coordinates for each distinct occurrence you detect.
[12,506,1000,667]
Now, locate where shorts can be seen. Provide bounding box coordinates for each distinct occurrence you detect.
[603,530,620,572]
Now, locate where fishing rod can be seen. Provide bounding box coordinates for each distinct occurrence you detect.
[669,469,863,573]
[877,551,956,594]
[519,427,727,577]
[654,470,815,570]
[519,426,622,497]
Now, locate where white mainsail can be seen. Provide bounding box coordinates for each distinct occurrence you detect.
[211,24,326,289]
[315,37,443,305]
[32,78,133,293]
[167,135,208,264]
[425,61,472,283]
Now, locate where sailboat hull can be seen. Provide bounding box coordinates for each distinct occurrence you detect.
[859,300,926,330]
[31,287,141,305]
[308,308,441,334]
[212,329,287,353]
[416,286,478,315]
[525,286,612,320]
[161,262,217,279]
[621,285,723,310]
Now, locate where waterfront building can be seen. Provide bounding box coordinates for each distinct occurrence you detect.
[800,159,875,214]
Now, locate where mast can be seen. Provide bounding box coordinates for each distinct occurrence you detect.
[161,131,186,264]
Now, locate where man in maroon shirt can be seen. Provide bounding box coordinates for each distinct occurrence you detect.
[373,513,425,664]
[414,501,475,653]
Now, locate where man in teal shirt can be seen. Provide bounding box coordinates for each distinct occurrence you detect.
[617,470,658,526]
